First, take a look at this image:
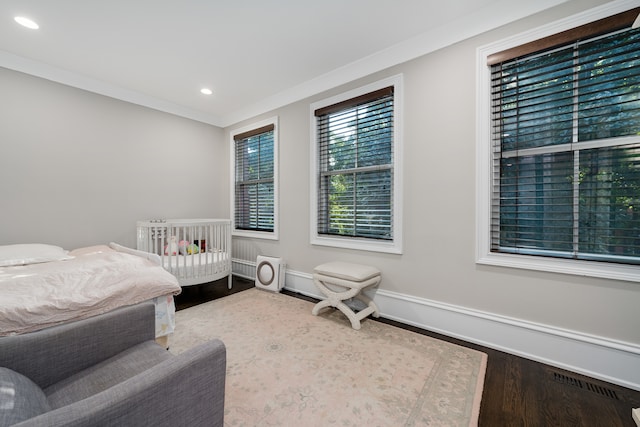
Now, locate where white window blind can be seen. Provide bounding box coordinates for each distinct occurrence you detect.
[315,87,394,241]
[489,9,640,265]
[234,124,275,232]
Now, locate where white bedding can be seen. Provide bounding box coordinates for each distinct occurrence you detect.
[0,244,181,336]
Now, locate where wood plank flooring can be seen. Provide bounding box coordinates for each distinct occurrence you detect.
[175,277,640,427]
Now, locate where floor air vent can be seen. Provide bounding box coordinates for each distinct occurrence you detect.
[553,372,620,401]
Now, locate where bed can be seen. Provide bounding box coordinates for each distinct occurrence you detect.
[136,218,232,288]
[0,243,181,340]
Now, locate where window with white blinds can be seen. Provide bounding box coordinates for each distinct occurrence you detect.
[488,9,640,267]
[232,120,277,238]
[311,76,403,253]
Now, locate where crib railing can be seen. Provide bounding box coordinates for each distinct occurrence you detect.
[136,219,232,288]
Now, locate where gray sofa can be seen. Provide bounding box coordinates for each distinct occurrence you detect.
[0,302,226,427]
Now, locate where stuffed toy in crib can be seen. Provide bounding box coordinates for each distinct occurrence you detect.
[165,237,200,255]
[164,236,179,255]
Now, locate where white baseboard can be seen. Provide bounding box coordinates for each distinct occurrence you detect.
[281,268,640,392]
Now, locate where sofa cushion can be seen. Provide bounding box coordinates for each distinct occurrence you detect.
[45,341,172,409]
[0,367,51,425]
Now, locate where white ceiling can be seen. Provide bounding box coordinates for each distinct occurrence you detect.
[0,0,570,127]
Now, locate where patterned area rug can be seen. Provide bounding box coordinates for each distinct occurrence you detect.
[170,288,486,426]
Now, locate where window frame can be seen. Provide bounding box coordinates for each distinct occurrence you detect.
[476,2,640,282]
[230,117,279,240]
[310,75,403,254]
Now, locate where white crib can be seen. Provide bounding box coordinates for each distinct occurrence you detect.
[136,219,232,288]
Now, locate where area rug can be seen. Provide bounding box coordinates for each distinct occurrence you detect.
[170,288,486,426]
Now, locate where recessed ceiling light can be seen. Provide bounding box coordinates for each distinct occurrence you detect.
[200,88,213,95]
[14,16,39,30]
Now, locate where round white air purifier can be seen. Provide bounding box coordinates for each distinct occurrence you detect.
[255,255,285,292]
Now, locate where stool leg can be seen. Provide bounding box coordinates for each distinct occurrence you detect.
[311,278,346,316]
[335,301,363,330]
[312,278,362,329]
[354,293,380,318]
[311,298,333,316]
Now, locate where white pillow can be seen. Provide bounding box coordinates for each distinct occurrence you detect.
[0,244,74,267]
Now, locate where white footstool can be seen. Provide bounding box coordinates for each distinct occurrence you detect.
[311,262,381,330]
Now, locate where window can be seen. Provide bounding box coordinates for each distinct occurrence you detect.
[310,76,403,254]
[231,118,278,239]
[477,6,640,281]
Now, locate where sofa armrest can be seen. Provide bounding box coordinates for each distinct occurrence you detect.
[0,302,156,388]
[16,339,227,427]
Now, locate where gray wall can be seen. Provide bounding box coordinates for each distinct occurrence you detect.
[227,0,640,345]
[0,68,228,249]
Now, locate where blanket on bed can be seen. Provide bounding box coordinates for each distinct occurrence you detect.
[0,245,181,336]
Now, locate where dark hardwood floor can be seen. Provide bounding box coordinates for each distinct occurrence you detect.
[175,276,640,427]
